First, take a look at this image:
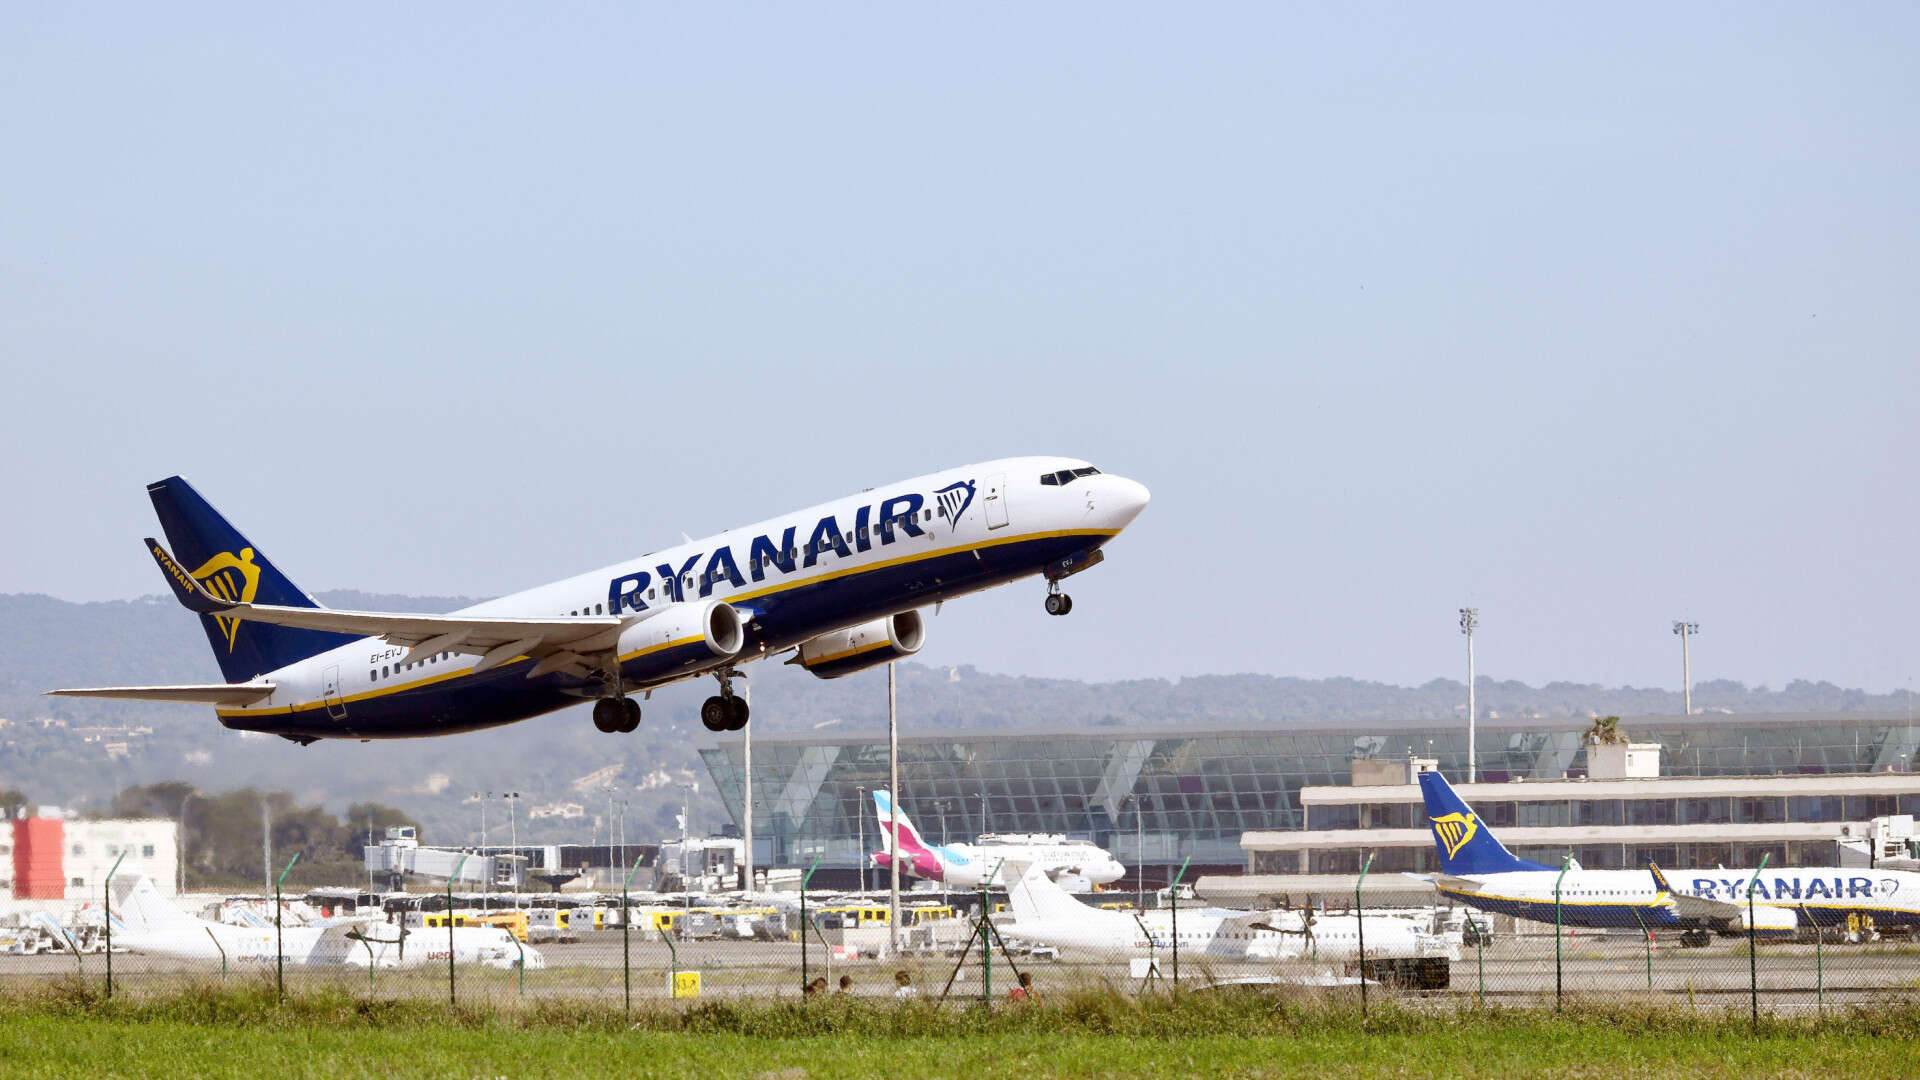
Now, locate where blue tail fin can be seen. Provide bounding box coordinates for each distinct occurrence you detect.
[146,476,356,683]
[1417,769,1556,875]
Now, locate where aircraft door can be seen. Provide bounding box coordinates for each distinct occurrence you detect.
[322,665,347,719]
[983,473,1008,530]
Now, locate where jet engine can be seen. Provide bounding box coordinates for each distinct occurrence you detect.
[616,598,744,680]
[794,611,925,679]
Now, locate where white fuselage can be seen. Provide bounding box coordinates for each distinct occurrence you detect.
[211,456,1147,740]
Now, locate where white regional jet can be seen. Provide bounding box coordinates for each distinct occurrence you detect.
[997,860,1456,966]
[48,459,1148,743]
[108,875,541,970]
[869,790,1125,889]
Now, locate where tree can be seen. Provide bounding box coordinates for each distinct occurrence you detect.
[1585,715,1626,745]
[0,787,30,817]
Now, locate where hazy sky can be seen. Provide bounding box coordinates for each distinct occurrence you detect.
[4,5,1917,693]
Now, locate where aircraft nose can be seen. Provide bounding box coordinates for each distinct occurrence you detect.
[1100,476,1151,529]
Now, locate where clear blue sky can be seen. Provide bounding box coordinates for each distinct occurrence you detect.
[4,5,1916,692]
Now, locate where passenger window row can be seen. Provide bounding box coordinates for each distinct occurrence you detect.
[370,652,455,682]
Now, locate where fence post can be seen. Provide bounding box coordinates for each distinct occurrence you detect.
[102,851,126,999]
[1553,852,1572,1012]
[656,927,678,999]
[357,933,376,993]
[799,856,820,995]
[980,858,1004,1007]
[1169,856,1191,990]
[1631,908,1652,993]
[447,854,467,1009]
[624,854,642,1015]
[1356,852,1374,1018]
[275,853,299,1002]
[1744,853,1770,1032]
[1800,904,1822,1014]
[1473,916,1484,1008]
[205,927,227,982]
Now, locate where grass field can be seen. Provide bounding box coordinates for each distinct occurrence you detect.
[2,985,1916,1079]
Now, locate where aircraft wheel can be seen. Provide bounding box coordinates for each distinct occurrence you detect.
[619,697,641,733]
[726,696,750,731]
[592,698,623,733]
[1059,594,1074,615]
[1044,593,1067,616]
[701,695,731,732]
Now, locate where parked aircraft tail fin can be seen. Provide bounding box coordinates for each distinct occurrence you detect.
[1417,769,1558,875]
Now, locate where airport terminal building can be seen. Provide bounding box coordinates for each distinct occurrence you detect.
[700,711,1920,882]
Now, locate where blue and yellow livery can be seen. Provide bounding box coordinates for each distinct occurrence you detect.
[49,458,1149,745]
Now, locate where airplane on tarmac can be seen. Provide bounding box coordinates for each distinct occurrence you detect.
[868,789,1126,889]
[48,459,1149,743]
[1414,769,1920,944]
[106,875,542,969]
[997,860,1455,965]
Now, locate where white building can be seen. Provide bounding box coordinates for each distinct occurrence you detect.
[1,818,180,903]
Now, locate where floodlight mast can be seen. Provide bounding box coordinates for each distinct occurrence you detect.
[1673,621,1700,716]
[1459,608,1479,783]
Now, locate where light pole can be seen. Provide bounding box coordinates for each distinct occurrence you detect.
[472,791,490,913]
[502,792,521,908]
[1673,621,1700,716]
[176,791,198,897]
[742,715,754,895]
[1459,608,1479,783]
[856,787,868,893]
[936,799,949,907]
[887,662,900,956]
[1125,793,1145,911]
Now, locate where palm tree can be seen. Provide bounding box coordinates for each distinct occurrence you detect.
[1585,715,1626,745]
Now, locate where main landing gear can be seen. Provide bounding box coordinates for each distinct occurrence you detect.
[701,669,750,733]
[592,696,641,734]
[1044,580,1074,616]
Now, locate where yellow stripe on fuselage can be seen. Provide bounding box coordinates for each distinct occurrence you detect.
[218,526,1116,720]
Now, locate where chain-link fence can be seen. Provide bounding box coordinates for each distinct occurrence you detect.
[5,857,1917,1019]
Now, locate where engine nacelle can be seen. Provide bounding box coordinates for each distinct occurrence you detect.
[795,611,925,679]
[617,598,744,682]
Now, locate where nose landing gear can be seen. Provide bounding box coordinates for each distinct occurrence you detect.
[592,696,641,733]
[1043,581,1074,616]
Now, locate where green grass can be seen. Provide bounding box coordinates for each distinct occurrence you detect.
[1,985,1916,1079]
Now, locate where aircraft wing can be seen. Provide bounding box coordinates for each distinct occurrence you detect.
[1664,892,1743,921]
[143,538,630,673]
[1647,862,1741,923]
[46,682,275,705]
[1431,874,1485,895]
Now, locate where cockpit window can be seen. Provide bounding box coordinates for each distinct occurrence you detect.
[1039,466,1101,487]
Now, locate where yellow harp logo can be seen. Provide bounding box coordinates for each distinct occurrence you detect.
[189,548,261,652]
[1430,812,1478,860]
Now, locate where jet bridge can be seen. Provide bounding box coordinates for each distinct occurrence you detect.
[363,826,526,892]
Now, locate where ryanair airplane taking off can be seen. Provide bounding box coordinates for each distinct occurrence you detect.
[49,458,1148,744]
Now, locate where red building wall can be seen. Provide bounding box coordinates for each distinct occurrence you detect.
[12,818,65,900]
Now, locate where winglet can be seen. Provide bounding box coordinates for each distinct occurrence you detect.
[145,537,232,615]
[1647,860,1675,895]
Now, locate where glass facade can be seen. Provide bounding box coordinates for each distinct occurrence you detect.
[698,713,1920,870]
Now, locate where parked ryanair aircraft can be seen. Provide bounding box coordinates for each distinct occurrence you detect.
[49,458,1148,743]
[1415,769,1920,944]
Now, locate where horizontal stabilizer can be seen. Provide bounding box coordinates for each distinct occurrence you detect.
[46,682,275,705]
